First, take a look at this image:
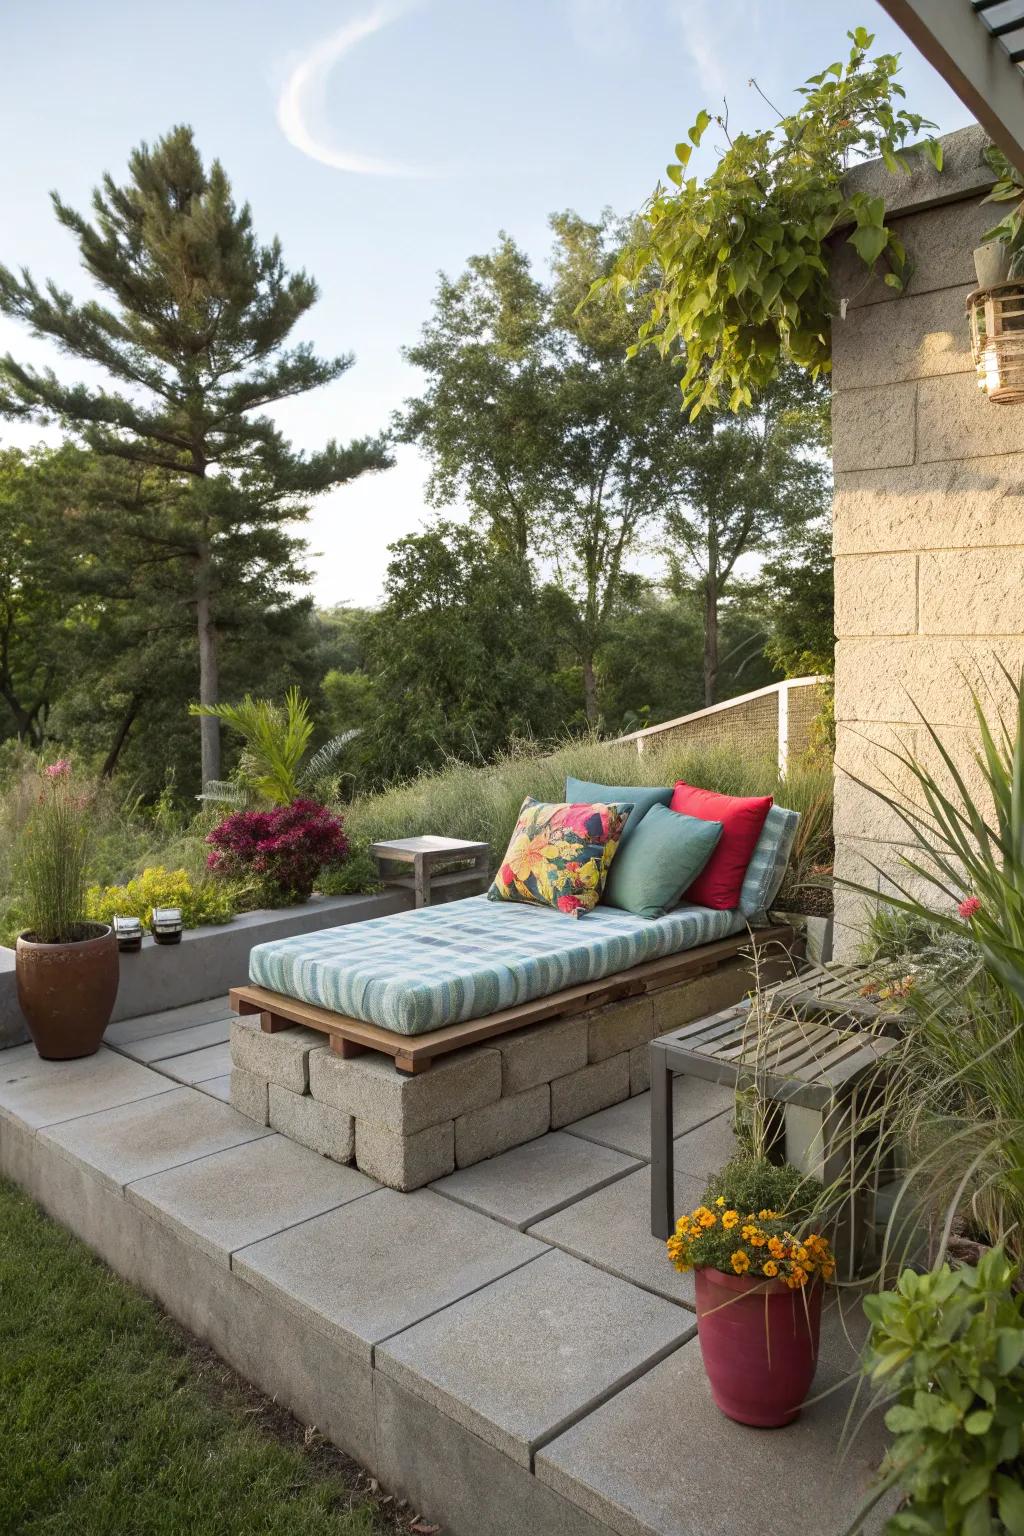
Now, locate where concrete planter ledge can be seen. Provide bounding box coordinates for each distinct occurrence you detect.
[0,874,482,1050]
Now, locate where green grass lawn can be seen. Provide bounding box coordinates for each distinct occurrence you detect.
[0,1177,396,1535]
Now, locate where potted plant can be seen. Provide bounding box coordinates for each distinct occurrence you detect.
[15,760,119,1059]
[667,1155,836,1427]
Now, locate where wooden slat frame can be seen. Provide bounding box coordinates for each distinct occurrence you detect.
[230,924,794,1074]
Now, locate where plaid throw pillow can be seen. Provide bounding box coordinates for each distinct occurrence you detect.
[488,797,633,918]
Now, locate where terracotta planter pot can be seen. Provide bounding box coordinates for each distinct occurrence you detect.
[694,1266,823,1427]
[16,923,119,1060]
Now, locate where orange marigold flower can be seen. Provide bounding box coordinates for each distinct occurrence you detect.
[758,1209,777,1221]
[722,1210,740,1229]
[697,1207,717,1228]
[762,1260,779,1278]
[741,1224,758,1242]
[767,1236,785,1259]
[749,1232,767,1247]
[730,1249,751,1274]
[714,1196,726,1208]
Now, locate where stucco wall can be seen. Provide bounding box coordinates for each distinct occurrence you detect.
[831,124,1024,954]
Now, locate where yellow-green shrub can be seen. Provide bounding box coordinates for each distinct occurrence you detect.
[84,867,236,929]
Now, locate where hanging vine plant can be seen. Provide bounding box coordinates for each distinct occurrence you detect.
[594,29,942,417]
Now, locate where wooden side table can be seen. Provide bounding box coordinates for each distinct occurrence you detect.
[650,1001,899,1276]
[371,836,491,908]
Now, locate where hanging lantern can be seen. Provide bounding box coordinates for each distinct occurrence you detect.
[968,283,1024,403]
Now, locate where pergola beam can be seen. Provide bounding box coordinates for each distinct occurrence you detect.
[877,0,1024,174]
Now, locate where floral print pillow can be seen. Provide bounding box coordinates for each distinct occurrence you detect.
[488,797,633,918]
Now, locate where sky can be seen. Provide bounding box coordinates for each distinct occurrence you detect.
[0,0,971,608]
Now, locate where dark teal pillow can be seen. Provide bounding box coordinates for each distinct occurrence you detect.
[565,776,671,851]
[603,804,724,919]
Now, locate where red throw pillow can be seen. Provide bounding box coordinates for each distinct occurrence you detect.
[670,783,773,910]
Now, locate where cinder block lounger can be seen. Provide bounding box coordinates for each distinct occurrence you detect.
[230,807,800,1073]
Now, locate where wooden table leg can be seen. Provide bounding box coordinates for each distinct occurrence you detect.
[650,1042,675,1240]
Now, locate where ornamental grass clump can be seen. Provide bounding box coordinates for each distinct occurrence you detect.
[19,760,92,944]
[668,1156,835,1288]
[206,799,349,906]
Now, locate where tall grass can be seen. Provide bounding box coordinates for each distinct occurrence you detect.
[343,734,833,886]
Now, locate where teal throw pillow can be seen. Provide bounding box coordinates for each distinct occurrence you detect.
[603,803,724,919]
[565,776,671,851]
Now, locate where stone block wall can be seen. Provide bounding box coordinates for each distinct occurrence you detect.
[830,125,1024,954]
[228,954,782,1190]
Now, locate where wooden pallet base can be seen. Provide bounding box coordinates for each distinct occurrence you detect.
[229,924,795,1074]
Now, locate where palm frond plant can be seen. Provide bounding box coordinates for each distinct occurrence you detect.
[191,689,356,808]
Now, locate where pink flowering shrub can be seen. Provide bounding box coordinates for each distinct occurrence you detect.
[205,798,349,905]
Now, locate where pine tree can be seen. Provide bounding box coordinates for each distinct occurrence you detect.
[0,125,391,787]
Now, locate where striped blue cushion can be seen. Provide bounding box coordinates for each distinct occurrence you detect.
[248,894,742,1037]
[737,804,800,917]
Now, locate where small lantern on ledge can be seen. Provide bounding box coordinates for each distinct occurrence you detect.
[150,907,183,945]
[113,915,143,953]
[968,282,1024,403]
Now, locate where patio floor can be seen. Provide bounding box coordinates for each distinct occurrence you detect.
[1,1000,894,1536]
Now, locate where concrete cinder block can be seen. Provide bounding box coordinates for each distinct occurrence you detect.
[831,284,973,391]
[832,381,916,472]
[833,457,1024,558]
[919,547,1024,635]
[354,1117,455,1191]
[585,996,655,1063]
[628,1045,650,1096]
[454,1085,550,1168]
[648,961,756,1035]
[496,1017,588,1095]
[269,1083,354,1163]
[229,1017,324,1094]
[835,553,919,637]
[834,637,1024,727]
[918,371,1024,463]
[310,1045,500,1136]
[229,1066,269,1126]
[550,1054,629,1130]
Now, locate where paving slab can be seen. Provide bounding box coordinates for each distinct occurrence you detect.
[117,1017,232,1063]
[536,1303,889,1536]
[154,1041,234,1085]
[529,1164,705,1308]
[564,1079,734,1160]
[0,1046,173,1130]
[235,1188,546,1362]
[196,1074,232,1103]
[128,1132,378,1265]
[432,1131,642,1230]
[376,1248,692,1467]
[38,1086,271,1194]
[103,997,233,1046]
[668,1112,739,1182]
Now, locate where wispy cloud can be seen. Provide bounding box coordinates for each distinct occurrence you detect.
[276,2,433,178]
[669,0,764,100]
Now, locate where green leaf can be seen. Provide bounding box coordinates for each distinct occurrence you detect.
[848,224,889,267]
[674,143,692,167]
[666,163,683,188]
[924,138,944,173]
[688,110,712,148]
[997,1476,1024,1536]
[963,1408,994,1435]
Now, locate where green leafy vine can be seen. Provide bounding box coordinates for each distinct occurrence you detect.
[595,29,941,416]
